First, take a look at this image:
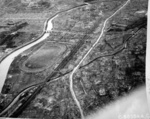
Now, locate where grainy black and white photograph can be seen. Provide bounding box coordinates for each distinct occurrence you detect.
[0,0,149,119]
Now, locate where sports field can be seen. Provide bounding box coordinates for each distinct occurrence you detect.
[21,42,67,72]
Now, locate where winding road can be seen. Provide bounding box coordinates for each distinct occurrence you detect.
[0,4,88,93]
[69,0,130,119]
[0,4,89,117]
[0,15,58,93]
[0,1,131,118]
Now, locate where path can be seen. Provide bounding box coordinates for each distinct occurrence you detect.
[69,0,131,119]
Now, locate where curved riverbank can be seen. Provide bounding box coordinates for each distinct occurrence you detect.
[0,3,88,93]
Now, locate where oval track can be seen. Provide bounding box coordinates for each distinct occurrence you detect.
[0,4,88,93]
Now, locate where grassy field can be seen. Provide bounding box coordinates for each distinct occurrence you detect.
[21,42,67,72]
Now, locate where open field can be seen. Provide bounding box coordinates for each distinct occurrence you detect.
[20,42,67,72]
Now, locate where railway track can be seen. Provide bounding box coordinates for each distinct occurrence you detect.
[0,3,90,117]
[0,0,133,117]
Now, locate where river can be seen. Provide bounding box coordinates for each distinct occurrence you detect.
[0,14,58,93]
[0,3,89,93]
